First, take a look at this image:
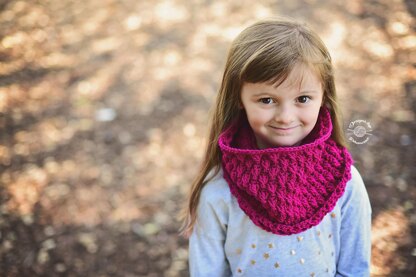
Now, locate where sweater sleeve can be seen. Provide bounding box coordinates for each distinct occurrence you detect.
[336,165,372,277]
[188,175,232,277]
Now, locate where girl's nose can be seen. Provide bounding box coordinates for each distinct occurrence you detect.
[274,105,295,125]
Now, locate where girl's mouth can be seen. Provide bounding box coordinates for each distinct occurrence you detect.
[269,125,298,134]
[270,125,298,130]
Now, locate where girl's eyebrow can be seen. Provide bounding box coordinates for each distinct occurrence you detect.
[252,90,320,97]
[300,90,320,94]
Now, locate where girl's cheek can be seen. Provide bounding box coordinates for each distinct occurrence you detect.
[256,111,268,119]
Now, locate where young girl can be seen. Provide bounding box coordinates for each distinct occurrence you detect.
[181,18,372,277]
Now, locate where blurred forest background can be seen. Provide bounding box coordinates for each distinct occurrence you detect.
[0,0,415,276]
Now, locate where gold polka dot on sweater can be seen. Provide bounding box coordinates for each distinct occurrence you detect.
[268,243,274,249]
[297,236,304,242]
[250,260,256,265]
[237,268,242,274]
[331,212,336,218]
[251,244,256,249]
[274,262,280,268]
[236,248,242,255]
[263,253,270,259]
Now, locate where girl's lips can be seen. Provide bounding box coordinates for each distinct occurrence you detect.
[270,125,298,130]
[269,125,299,134]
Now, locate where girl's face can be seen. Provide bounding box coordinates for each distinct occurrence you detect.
[240,63,324,149]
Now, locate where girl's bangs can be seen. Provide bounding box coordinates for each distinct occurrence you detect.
[240,44,328,87]
[240,51,295,86]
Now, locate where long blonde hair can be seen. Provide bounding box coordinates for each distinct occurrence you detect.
[179,17,348,237]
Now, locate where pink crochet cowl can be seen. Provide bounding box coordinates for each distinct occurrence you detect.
[218,106,353,235]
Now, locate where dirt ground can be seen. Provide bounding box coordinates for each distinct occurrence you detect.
[0,0,415,276]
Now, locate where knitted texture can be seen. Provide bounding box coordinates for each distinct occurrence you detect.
[218,107,353,235]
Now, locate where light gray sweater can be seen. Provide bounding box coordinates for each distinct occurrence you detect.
[189,165,371,277]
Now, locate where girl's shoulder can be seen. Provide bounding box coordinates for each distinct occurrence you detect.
[346,165,366,193]
[199,168,232,206]
[340,165,371,210]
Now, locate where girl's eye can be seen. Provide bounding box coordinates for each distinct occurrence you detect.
[259,98,274,104]
[297,96,311,104]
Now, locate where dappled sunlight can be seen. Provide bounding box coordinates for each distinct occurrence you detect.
[73,67,116,101]
[153,1,190,27]
[363,26,395,59]
[0,145,11,166]
[91,37,121,56]
[371,208,412,275]
[6,165,48,215]
[50,185,112,227]
[322,21,348,64]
